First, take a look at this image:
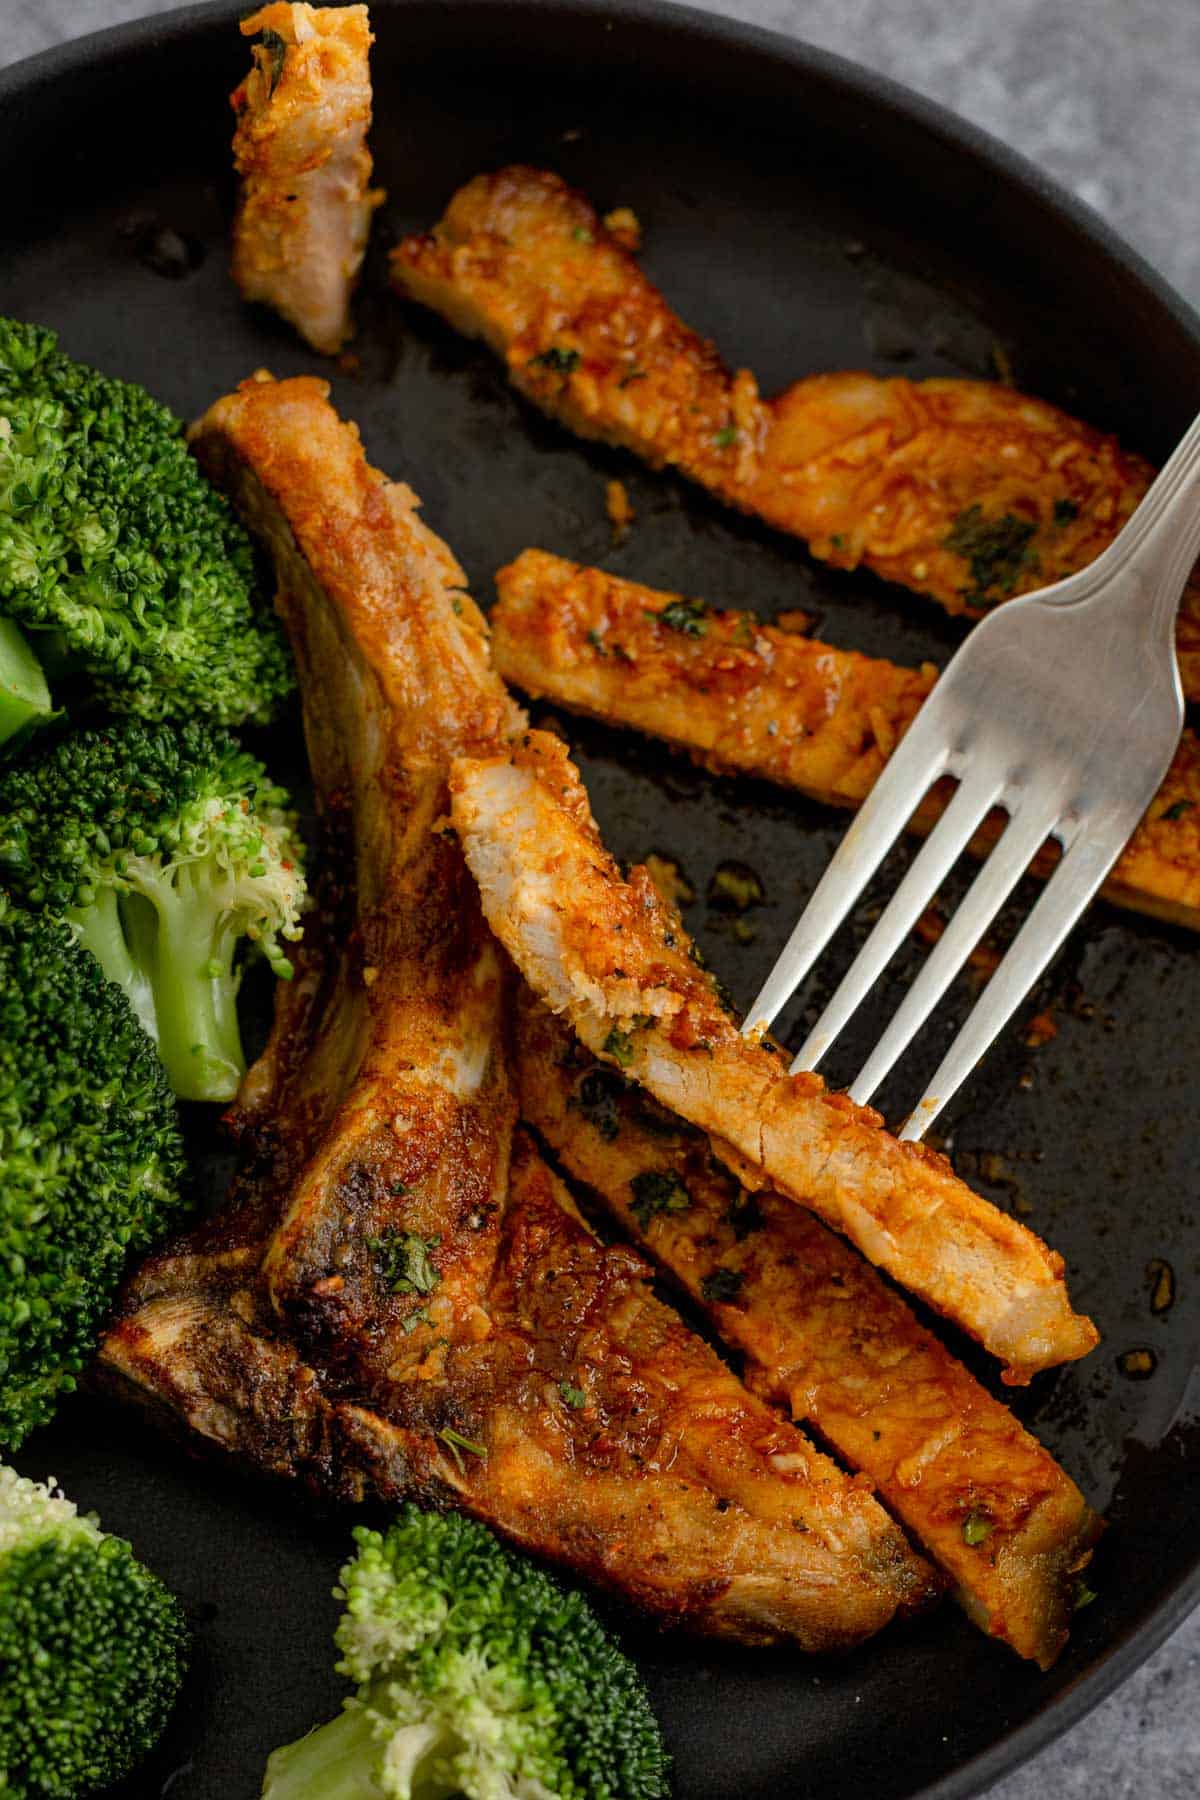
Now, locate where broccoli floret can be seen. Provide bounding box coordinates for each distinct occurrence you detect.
[262,1504,671,1800]
[0,719,306,1102]
[0,910,187,1447]
[0,315,293,743]
[0,1463,188,1797]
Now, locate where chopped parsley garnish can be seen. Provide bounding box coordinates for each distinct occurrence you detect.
[400,1307,430,1336]
[259,27,288,96]
[439,1426,487,1471]
[1053,497,1080,525]
[571,227,593,244]
[961,1511,993,1547]
[1073,1578,1098,1611]
[369,1230,441,1296]
[713,425,738,449]
[559,1380,588,1408]
[701,1266,745,1304]
[586,627,605,651]
[602,1025,636,1068]
[629,1170,692,1231]
[1163,799,1194,821]
[707,860,766,912]
[529,345,581,374]
[944,505,1039,605]
[571,1065,628,1141]
[647,596,709,637]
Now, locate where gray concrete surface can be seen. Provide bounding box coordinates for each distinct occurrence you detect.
[2,0,1197,1794]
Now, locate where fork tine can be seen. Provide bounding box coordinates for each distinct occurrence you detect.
[847,797,1065,1107]
[790,766,1006,1074]
[744,714,953,1033]
[898,821,1131,1140]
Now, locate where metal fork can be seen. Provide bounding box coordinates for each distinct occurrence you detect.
[745,409,1200,1140]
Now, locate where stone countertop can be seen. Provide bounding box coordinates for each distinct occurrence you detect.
[3,1,1198,1796]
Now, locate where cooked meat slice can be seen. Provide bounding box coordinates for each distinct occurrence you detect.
[491,549,1200,932]
[449,729,1098,1383]
[392,166,1200,698]
[102,374,933,1650]
[424,1131,939,1645]
[191,373,521,1396]
[231,4,383,353]
[515,993,1101,1667]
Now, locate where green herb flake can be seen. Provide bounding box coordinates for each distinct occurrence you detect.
[647,596,709,638]
[708,860,766,912]
[602,1024,637,1068]
[701,1265,745,1304]
[586,627,605,652]
[400,1307,430,1336]
[368,1229,441,1296]
[629,1169,692,1232]
[961,1511,993,1547]
[571,226,593,244]
[1053,497,1081,526]
[259,26,288,96]
[529,345,581,375]
[439,1425,487,1472]
[1163,799,1194,821]
[618,366,647,388]
[559,1380,588,1408]
[713,425,738,449]
[1073,1578,1098,1612]
[944,505,1039,605]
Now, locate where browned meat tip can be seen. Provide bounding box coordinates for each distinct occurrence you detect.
[99,373,937,1652]
[391,164,1200,698]
[490,548,1200,932]
[231,5,383,353]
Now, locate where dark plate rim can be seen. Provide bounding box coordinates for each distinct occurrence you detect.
[3,4,1197,1797]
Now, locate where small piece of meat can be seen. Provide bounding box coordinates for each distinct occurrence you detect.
[231,4,383,353]
[449,729,1098,1383]
[101,375,933,1651]
[491,549,1200,932]
[391,166,1200,698]
[515,993,1102,1668]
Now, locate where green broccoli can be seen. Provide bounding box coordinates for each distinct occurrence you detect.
[0,1462,188,1797]
[262,1504,671,1800]
[0,719,306,1102]
[0,315,293,743]
[0,910,187,1447]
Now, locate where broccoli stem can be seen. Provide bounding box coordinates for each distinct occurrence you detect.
[120,863,248,1104]
[261,1702,391,1800]
[0,614,52,745]
[71,886,157,1042]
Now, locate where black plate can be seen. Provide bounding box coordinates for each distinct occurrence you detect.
[3,4,1200,1796]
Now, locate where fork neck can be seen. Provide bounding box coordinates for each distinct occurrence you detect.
[1088,408,1200,643]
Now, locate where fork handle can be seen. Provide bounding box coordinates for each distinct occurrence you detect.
[1075,407,1200,641]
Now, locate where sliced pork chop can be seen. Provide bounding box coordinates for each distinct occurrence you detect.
[515,993,1102,1667]
[102,374,934,1649]
[231,5,383,353]
[449,729,1098,1383]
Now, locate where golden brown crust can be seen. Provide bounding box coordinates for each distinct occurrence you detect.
[492,548,1200,931]
[231,5,383,353]
[515,993,1100,1667]
[450,729,1099,1382]
[392,166,1200,696]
